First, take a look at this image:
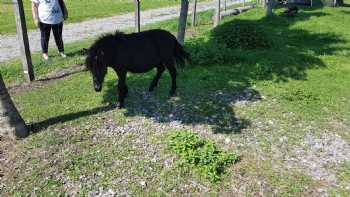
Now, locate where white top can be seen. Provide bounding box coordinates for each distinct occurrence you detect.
[32,0,63,24]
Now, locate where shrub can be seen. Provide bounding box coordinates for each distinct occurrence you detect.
[167,130,238,182]
[211,20,271,50]
[186,37,240,66]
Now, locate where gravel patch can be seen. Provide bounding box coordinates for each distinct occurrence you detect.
[88,188,119,197]
[51,87,261,195]
[118,87,261,134]
[286,132,350,185]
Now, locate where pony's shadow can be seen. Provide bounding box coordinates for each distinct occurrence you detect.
[102,70,257,134]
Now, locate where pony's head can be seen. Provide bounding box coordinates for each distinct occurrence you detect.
[85,48,107,92]
[84,32,123,92]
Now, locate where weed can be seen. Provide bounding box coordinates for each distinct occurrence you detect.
[167,130,238,182]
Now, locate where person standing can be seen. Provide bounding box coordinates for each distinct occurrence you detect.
[31,0,68,60]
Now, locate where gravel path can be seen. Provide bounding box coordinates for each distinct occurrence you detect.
[0,0,243,63]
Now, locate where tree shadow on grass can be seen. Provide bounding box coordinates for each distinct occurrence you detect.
[341,3,350,7]
[29,104,116,133]
[65,49,86,58]
[340,10,350,14]
[100,9,347,134]
[218,11,345,78]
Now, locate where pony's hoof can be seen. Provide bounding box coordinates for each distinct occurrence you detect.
[118,103,125,109]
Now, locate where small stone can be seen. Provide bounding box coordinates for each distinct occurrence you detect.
[140,180,147,187]
[279,136,287,143]
[107,189,115,195]
[224,138,231,144]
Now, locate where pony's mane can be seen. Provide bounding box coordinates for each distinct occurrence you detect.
[89,31,126,54]
[114,30,125,39]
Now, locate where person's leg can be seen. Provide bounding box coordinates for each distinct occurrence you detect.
[52,22,65,57]
[39,22,51,59]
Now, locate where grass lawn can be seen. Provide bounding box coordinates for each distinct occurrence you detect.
[1,3,350,196]
[0,0,207,35]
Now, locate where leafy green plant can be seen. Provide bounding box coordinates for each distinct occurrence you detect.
[167,130,238,182]
[211,20,271,50]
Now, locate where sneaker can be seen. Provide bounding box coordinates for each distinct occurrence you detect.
[42,53,49,60]
[59,52,67,58]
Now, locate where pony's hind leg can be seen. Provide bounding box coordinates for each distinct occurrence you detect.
[149,66,165,92]
[165,61,177,96]
[117,71,128,108]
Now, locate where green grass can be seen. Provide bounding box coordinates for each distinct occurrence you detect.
[2,3,350,196]
[0,0,207,34]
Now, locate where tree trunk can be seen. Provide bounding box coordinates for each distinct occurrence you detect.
[0,74,28,139]
[266,0,275,17]
[191,0,197,27]
[177,0,189,45]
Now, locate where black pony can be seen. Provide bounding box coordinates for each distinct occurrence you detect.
[85,29,190,108]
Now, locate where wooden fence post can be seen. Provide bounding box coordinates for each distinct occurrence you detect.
[177,0,189,45]
[214,0,221,27]
[266,0,274,17]
[191,0,197,27]
[12,0,34,82]
[134,0,140,32]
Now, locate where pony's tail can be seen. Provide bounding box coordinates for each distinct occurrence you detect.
[174,40,190,68]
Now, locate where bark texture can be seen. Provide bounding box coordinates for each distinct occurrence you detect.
[177,0,189,45]
[0,74,28,139]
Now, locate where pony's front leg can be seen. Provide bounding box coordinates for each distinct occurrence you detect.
[117,71,128,108]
